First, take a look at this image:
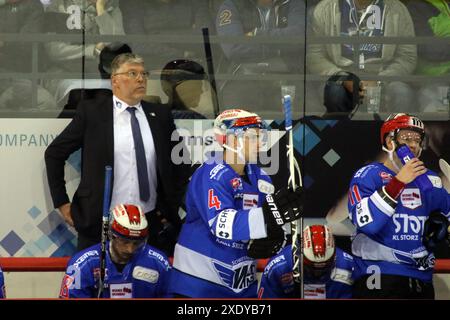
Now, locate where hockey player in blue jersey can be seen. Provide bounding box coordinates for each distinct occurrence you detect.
[59,204,171,298]
[168,109,303,298]
[0,266,5,298]
[259,224,354,299]
[348,113,450,299]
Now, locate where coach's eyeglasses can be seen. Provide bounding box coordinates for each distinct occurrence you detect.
[113,70,150,80]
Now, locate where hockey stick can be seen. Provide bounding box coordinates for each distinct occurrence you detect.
[439,159,450,183]
[282,95,304,299]
[202,27,220,118]
[97,165,112,298]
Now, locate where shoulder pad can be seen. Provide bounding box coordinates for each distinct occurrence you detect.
[264,252,288,275]
[209,164,229,181]
[72,249,99,269]
[352,164,378,179]
[146,248,171,270]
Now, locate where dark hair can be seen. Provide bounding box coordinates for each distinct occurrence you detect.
[98,43,133,78]
[160,59,206,83]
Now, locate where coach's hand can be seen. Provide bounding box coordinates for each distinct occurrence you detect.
[59,203,74,227]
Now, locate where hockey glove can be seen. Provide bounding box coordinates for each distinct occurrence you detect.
[423,211,449,252]
[262,187,304,237]
[247,226,287,259]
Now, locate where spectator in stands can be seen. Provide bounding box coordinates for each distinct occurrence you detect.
[120,0,211,71]
[215,0,305,115]
[43,0,125,101]
[59,204,171,298]
[307,0,417,114]
[407,0,450,113]
[159,59,215,119]
[259,224,354,299]
[45,53,190,256]
[0,0,56,111]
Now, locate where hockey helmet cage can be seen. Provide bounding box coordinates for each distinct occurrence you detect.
[380,113,425,147]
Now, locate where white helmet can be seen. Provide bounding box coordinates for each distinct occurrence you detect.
[303,225,336,278]
[110,204,148,240]
[214,109,268,159]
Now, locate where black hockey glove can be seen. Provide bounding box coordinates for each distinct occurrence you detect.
[262,187,304,237]
[247,226,287,259]
[423,211,450,252]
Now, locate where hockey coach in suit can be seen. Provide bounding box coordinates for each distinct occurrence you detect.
[45,53,189,255]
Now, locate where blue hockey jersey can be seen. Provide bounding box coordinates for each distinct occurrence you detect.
[348,162,450,283]
[0,266,5,298]
[168,153,275,298]
[59,243,171,298]
[259,246,354,299]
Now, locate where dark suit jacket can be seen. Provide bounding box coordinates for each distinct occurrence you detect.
[45,92,190,240]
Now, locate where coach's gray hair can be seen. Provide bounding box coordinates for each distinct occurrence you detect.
[111,53,145,75]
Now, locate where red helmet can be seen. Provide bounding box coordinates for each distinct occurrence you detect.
[110,204,148,240]
[380,113,425,147]
[303,225,336,278]
[214,109,267,146]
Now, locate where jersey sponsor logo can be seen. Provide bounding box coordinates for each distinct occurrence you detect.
[356,200,373,227]
[264,255,286,274]
[73,250,99,269]
[353,165,374,178]
[208,189,222,210]
[209,164,226,180]
[230,177,242,191]
[428,176,442,188]
[59,274,74,298]
[400,188,422,209]
[265,194,283,225]
[109,283,133,299]
[219,9,232,26]
[304,284,326,299]
[380,171,393,183]
[216,209,237,240]
[213,260,256,292]
[330,267,353,285]
[392,213,427,240]
[243,193,259,210]
[148,249,170,270]
[258,179,275,194]
[132,266,159,284]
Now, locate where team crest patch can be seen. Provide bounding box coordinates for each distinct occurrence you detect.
[379,171,392,183]
[230,177,242,191]
[280,272,294,285]
[401,188,422,209]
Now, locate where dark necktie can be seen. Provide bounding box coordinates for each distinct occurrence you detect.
[126,107,150,202]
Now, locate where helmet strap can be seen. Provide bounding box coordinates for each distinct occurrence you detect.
[223,134,246,164]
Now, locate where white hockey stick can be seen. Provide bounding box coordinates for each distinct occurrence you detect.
[283,95,304,298]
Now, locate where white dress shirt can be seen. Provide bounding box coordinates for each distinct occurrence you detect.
[110,95,157,213]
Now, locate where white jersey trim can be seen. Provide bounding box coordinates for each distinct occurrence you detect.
[248,207,267,239]
[370,191,395,217]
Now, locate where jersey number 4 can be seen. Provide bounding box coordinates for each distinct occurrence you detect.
[208,189,222,210]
